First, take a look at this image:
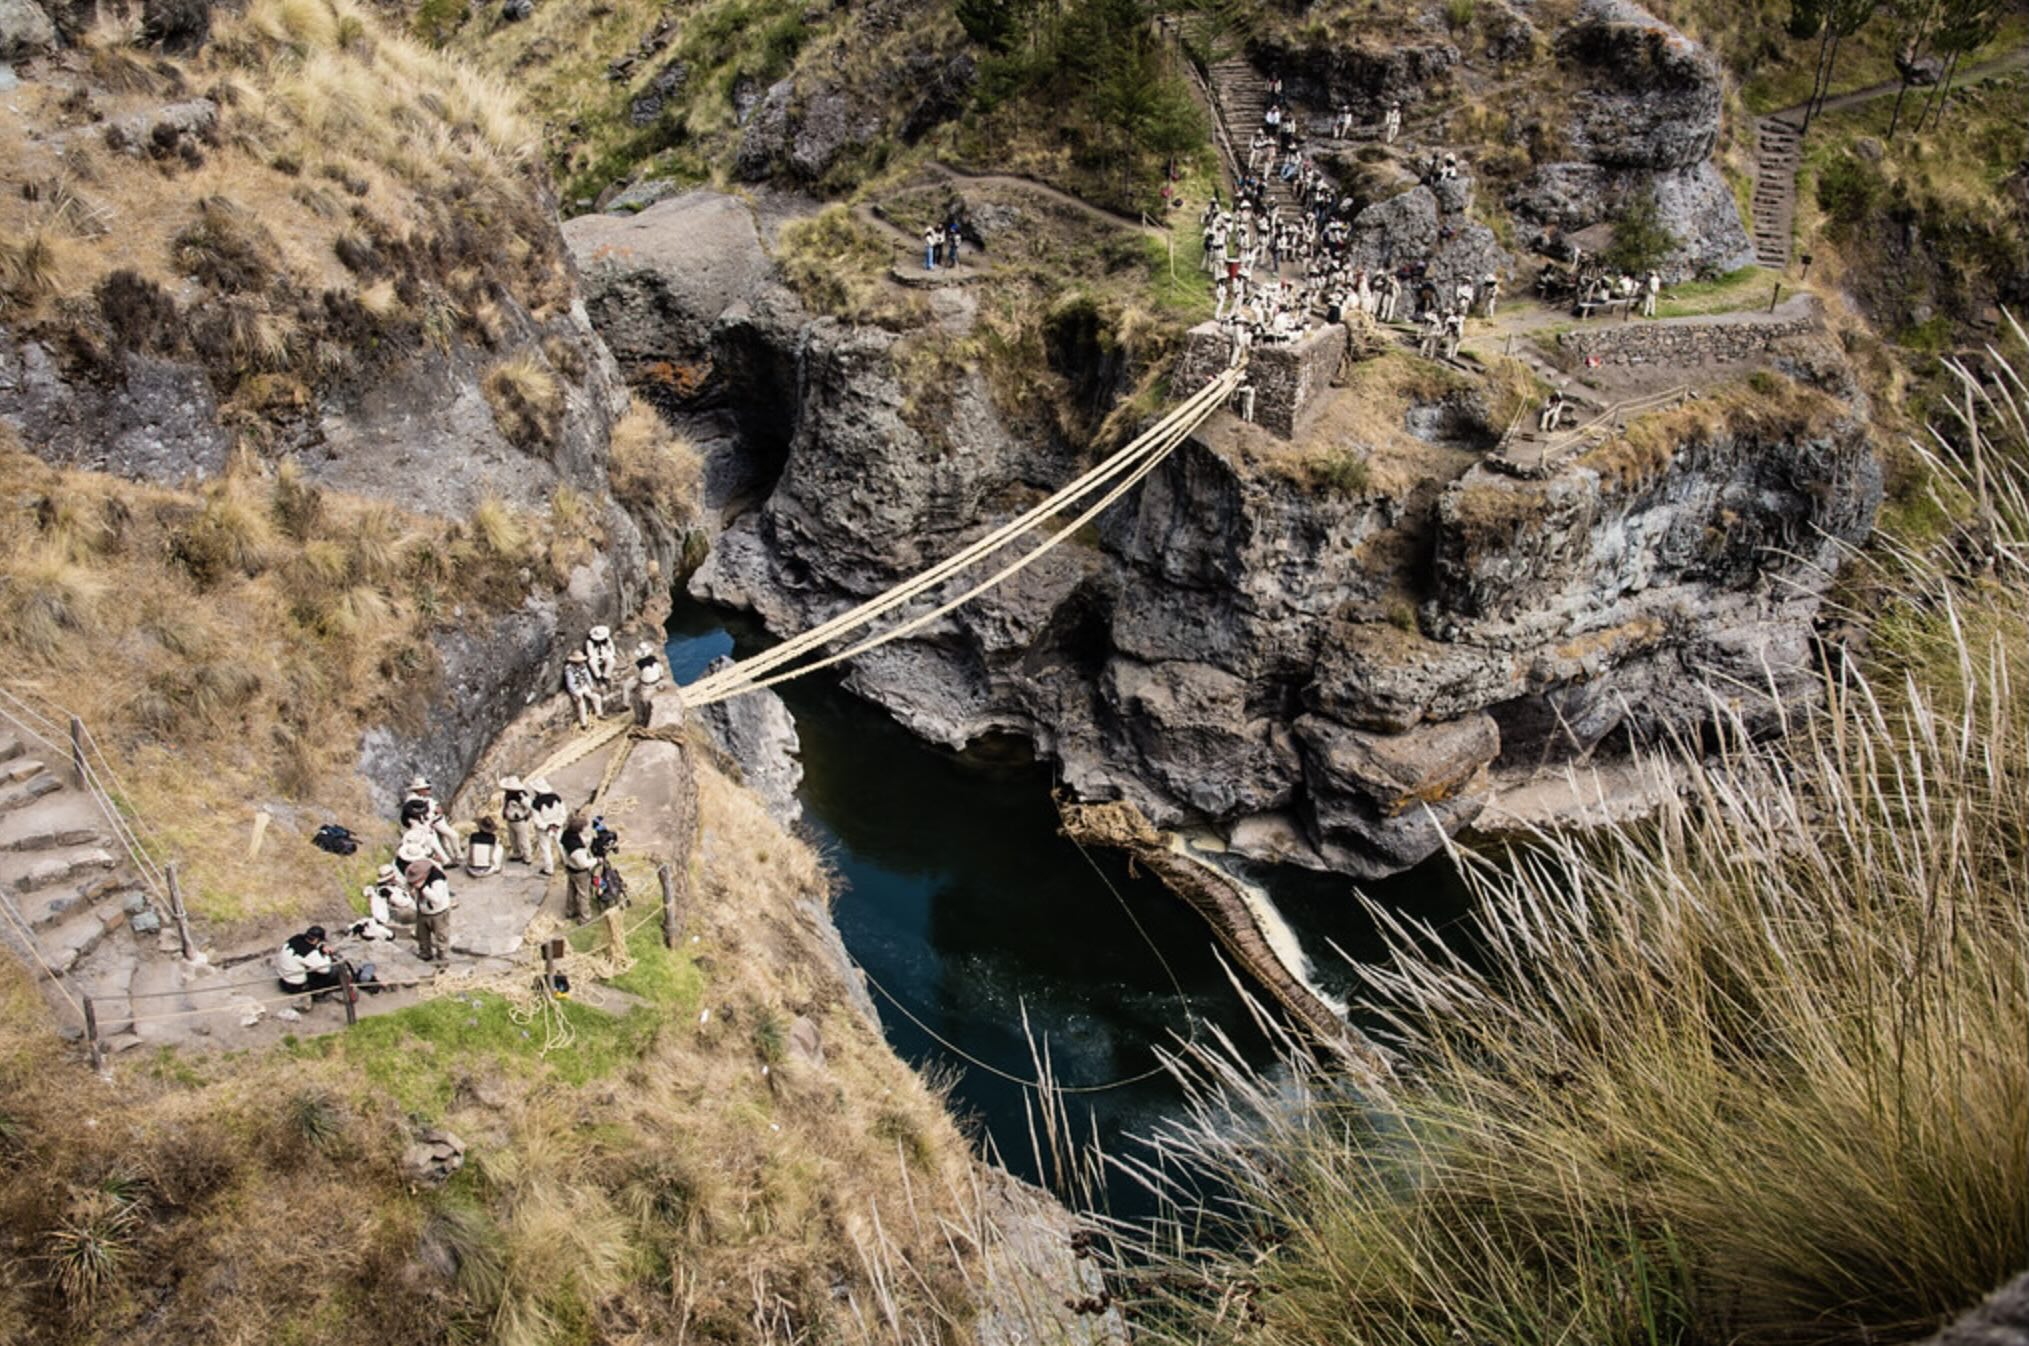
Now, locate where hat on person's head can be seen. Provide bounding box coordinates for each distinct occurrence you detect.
[305,925,326,942]
[636,641,657,658]
[567,650,588,663]
[500,775,523,792]
[377,862,401,882]
[408,774,431,792]
[396,838,430,863]
[589,625,610,641]
[529,777,552,794]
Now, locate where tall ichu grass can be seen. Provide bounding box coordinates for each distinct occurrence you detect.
[1114,330,2029,1345]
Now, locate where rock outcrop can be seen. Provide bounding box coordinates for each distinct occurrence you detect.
[572,191,1877,879]
[1507,0,1754,278]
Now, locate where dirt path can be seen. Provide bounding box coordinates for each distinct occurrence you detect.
[1770,47,2029,122]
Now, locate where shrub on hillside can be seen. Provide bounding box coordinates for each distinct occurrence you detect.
[142,0,213,53]
[1602,186,1679,275]
[607,400,702,528]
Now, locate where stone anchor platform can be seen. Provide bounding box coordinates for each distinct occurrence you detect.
[1173,321,1347,440]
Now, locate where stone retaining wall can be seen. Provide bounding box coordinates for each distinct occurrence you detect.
[1175,322,1346,439]
[1556,309,1819,369]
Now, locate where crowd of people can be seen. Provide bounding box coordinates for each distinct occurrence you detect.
[1200,78,1501,380]
[275,626,666,1002]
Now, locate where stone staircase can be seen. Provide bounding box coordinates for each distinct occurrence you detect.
[1206,57,1306,215]
[0,730,169,1044]
[1751,116,1801,269]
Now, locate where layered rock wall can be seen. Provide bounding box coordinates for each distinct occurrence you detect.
[1174,324,1346,439]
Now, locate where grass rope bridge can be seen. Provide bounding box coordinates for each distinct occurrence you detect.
[679,367,1242,709]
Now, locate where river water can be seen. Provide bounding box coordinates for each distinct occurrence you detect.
[665,598,1470,1210]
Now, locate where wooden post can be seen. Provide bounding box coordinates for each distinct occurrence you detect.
[1769,282,1782,313]
[68,715,86,788]
[337,961,358,1026]
[602,907,625,955]
[83,995,103,1071]
[658,863,679,949]
[166,862,196,962]
[542,937,563,997]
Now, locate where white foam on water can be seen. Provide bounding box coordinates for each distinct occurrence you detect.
[1175,838,1349,1019]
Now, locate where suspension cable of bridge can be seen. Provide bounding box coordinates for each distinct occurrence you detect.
[679,366,1242,709]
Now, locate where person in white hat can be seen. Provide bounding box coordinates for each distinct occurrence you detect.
[629,640,666,726]
[401,843,454,963]
[529,777,566,876]
[400,774,460,864]
[362,860,415,935]
[499,775,534,866]
[584,625,618,687]
[564,650,603,728]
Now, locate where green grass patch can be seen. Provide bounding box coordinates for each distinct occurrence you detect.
[1655,264,1779,317]
[293,913,703,1116]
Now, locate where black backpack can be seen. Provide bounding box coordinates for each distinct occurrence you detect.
[313,824,359,856]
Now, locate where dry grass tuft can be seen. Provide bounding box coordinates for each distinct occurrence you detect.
[775,206,927,330]
[607,399,702,528]
[483,352,564,450]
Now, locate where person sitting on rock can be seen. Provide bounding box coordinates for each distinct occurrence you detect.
[500,775,535,866]
[564,651,603,729]
[465,815,504,878]
[400,841,454,963]
[358,861,414,939]
[529,777,566,876]
[276,926,346,999]
[584,625,618,687]
[560,811,598,923]
[1539,388,1571,433]
[630,641,666,726]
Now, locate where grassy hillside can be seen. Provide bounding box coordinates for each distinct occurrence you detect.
[0,0,582,430]
[0,755,1042,1343]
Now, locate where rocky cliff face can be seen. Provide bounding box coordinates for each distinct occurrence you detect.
[0,0,680,810]
[1264,0,1752,280]
[1506,0,1754,278]
[572,190,1880,879]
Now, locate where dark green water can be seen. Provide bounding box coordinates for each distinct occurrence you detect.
[665,598,1471,1209]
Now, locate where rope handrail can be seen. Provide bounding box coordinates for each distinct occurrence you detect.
[679,369,1239,706]
[1533,382,1694,459]
[0,889,85,1024]
[686,368,1240,709]
[0,688,170,906]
